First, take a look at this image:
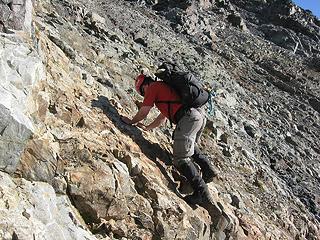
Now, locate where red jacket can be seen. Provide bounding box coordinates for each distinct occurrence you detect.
[142,81,182,122]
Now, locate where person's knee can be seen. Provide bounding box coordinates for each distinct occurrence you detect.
[173,138,194,159]
[173,157,190,168]
[192,146,208,162]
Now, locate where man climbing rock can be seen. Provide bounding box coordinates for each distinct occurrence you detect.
[121,66,218,206]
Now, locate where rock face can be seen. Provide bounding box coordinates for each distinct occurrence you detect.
[0,36,44,173]
[0,171,97,240]
[0,0,319,239]
[0,0,33,33]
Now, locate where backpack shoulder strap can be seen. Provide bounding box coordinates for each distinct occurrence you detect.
[154,99,182,127]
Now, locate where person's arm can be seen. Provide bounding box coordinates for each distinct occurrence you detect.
[121,106,152,125]
[138,113,166,131]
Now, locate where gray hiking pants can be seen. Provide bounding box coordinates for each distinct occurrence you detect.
[173,107,206,167]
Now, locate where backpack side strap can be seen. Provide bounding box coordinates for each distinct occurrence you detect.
[207,90,216,117]
[155,100,182,126]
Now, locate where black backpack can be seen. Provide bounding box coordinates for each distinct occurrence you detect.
[155,62,209,108]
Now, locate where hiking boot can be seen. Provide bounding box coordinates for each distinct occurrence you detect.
[202,165,219,183]
[183,189,208,205]
[183,188,212,205]
[177,161,211,204]
[184,192,203,205]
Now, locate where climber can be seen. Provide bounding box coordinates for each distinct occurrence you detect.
[120,69,218,205]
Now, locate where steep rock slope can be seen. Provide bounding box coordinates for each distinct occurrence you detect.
[0,0,319,239]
